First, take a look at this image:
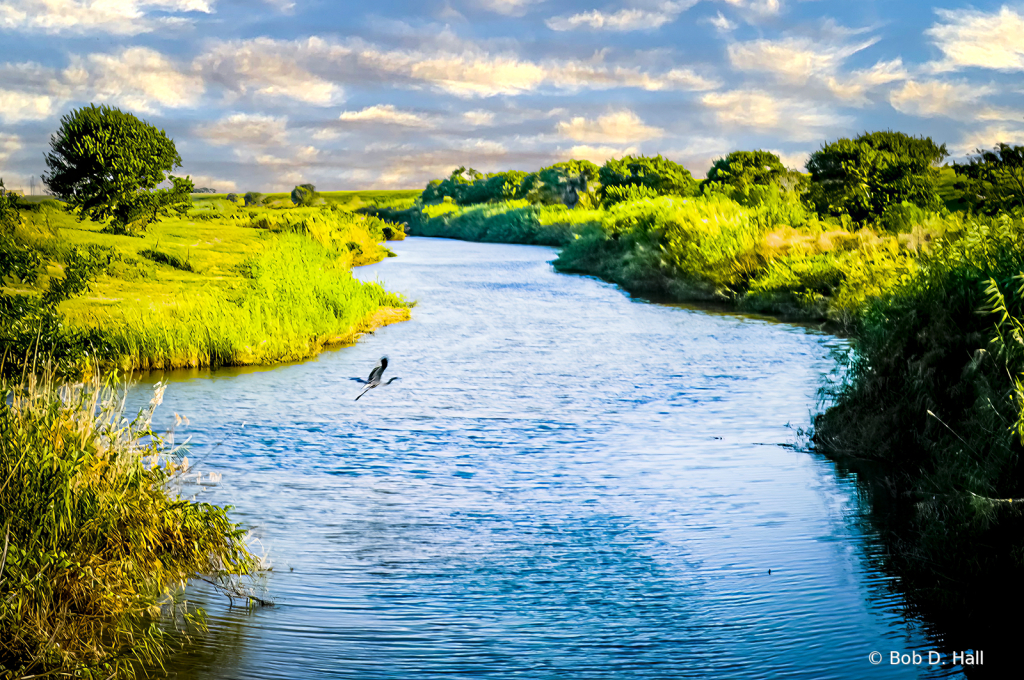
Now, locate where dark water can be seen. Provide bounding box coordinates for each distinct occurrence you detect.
[141,237,964,679]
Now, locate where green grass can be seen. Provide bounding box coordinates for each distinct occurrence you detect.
[12,201,410,372]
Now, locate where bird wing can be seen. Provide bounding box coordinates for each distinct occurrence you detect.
[367,356,387,383]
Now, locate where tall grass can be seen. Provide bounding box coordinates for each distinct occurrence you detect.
[0,371,259,678]
[85,234,407,371]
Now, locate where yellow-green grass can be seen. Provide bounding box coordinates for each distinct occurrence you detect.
[15,205,410,372]
[191,189,420,211]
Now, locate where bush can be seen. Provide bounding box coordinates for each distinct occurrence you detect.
[954,143,1024,215]
[243,191,263,207]
[226,193,239,203]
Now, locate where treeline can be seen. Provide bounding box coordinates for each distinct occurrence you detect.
[380,130,1024,658]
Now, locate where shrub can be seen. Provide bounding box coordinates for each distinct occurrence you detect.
[954,143,1024,215]
[291,183,319,207]
[243,191,263,207]
[599,154,698,201]
[226,193,239,203]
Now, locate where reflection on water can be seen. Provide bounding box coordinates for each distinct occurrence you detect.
[135,237,965,679]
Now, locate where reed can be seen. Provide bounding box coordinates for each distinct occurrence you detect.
[0,370,260,678]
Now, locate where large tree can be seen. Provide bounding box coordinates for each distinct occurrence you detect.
[704,150,787,192]
[805,131,947,224]
[43,104,193,234]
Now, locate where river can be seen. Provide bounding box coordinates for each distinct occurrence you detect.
[142,237,960,679]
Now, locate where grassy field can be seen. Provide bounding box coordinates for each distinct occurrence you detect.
[5,192,414,372]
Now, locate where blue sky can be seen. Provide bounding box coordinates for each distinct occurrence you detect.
[1,0,1022,192]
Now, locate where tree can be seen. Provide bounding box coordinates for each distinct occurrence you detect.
[805,131,947,224]
[599,155,698,203]
[953,143,1024,214]
[42,105,193,235]
[291,183,319,207]
[226,193,239,203]
[705,150,787,193]
[520,160,600,208]
[243,191,264,207]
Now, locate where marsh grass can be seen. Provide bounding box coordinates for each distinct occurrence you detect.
[0,370,261,678]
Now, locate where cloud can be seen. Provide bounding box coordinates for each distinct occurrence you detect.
[0,89,59,123]
[0,0,212,35]
[701,89,850,142]
[0,133,23,165]
[338,104,433,127]
[707,11,736,32]
[463,110,495,126]
[195,113,289,147]
[185,173,238,191]
[556,110,663,143]
[889,80,989,119]
[197,35,719,99]
[547,2,696,32]
[77,47,204,113]
[479,0,541,16]
[728,36,877,84]
[927,6,1024,72]
[196,37,342,105]
[559,144,640,164]
[719,0,781,18]
[826,58,908,105]
[769,149,809,171]
[954,123,1024,156]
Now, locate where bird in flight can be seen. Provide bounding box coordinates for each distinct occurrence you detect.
[350,356,400,400]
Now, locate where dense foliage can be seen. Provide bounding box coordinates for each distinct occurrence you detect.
[805,131,947,225]
[598,154,698,205]
[291,183,319,207]
[954,143,1024,215]
[42,105,193,235]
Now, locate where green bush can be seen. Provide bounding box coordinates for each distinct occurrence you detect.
[599,154,698,201]
[291,183,319,207]
[243,192,263,207]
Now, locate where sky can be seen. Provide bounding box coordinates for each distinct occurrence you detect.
[1,0,1023,193]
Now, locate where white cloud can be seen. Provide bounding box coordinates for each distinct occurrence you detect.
[889,79,1022,124]
[79,47,204,113]
[197,36,719,99]
[719,0,781,17]
[186,174,238,191]
[0,89,58,123]
[479,0,541,16]
[0,0,212,35]
[927,6,1024,72]
[707,11,736,32]
[728,36,877,84]
[195,113,289,147]
[0,133,23,165]
[769,149,809,171]
[556,109,664,143]
[462,110,495,126]
[559,144,639,164]
[196,37,341,105]
[954,124,1024,156]
[826,58,908,105]
[547,2,696,32]
[701,89,850,141]
[454,138,508,155]
[339,104,433,127]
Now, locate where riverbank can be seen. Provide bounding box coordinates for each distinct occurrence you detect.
[3,193,413,375]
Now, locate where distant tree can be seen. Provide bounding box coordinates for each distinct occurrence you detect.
[805,131,947,224]
[243,191,263,207]
[599,155,698,204]
[421,167,480,204]
[705,150,787,192]
[520,160,600,208]
[953,143,1024,214]
[42,105,193,235]
[291,183,319,207]
[226,193,239,203]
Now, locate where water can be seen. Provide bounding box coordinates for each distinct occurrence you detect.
[144,237,961,679]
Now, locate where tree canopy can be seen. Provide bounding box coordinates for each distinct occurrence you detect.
[805,131,947,224]
[291,183,319,207]
[953,143,1024,214]
[599,155,698,202]
[43,105,193,234]
[705,150,787,192]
